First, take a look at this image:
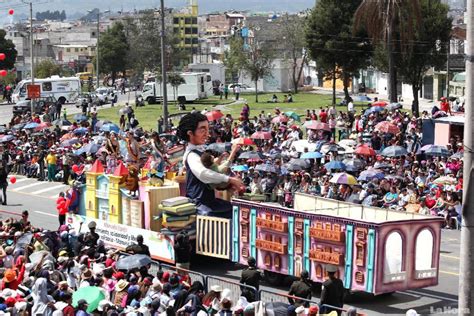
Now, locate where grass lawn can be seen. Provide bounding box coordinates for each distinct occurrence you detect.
[95,92,370,131]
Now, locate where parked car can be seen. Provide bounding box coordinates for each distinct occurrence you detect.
[227,83,256,93]
[75,93,101,108]
[13,96,58,115]
[95,88,109,104]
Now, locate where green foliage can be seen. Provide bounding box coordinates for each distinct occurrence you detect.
[306,0,371,103]
[168,73,186,102]
[35,59,62,78]
[223,37,247,83]
[243,42,274,103]
[97,22,129,81]
[0,30,17,71]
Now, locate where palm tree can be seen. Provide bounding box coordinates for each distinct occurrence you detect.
[354,0,421,103]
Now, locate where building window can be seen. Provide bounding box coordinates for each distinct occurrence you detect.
[185,38,191,44]
[192,27,198,34]
[42,82,52,91]
[90,47,95,52]
[75,48,79,52]
[185,17,192,24]
[192,17,197,24]
[66,48,70,52]
[192,38,198,45]
[173,17,179,24]
[173,28,179,34]
[185,28,192,34]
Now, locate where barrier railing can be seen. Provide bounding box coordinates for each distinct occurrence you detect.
[206,275,258,304]
[159,262,207,289]
[259,288,319,307]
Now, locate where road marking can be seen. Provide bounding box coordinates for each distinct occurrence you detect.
[12,178,29,184]
[439,270,459,276]
[7,189,56,200]
[12,182,44,191]
[31,184,66,195]
[0,209,21,216]
[34,210,56,218]
[441,254,460,260]
[404,290,458,303]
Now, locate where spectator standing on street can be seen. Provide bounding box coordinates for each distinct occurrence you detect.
[56,191,68,226]
[235,85,241,100]
[320,264,345,315]
[240,256,262,302]
[224,84,229,100]
[0,163,9,205]
[46,149,57,182]
[288,270,312,307]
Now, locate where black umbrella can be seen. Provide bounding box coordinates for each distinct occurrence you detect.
[116,254,152,270]
[238,151,265,160]
[206,142,232,153]
[52,118,72,127]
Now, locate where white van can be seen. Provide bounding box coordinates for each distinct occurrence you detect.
[12,76,81,104]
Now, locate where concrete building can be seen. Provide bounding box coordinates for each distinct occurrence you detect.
[173,0,199,55]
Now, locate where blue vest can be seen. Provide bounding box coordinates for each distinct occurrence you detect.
[185,149,216,206]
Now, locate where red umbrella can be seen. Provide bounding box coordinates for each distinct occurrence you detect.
[372,101,388,107]
[355,144,376,156]
[206,110,224,121]
[251,131,272,140]
[35,122,52,131]
[271,115,289,124]
[304,121,330,131]
[374,121,400,134]
[232,137,255,146]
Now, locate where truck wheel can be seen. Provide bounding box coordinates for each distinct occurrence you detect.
[58,97,66,105]
[177,96,186,104]
[147,97,155,104]
[264,270,283,286]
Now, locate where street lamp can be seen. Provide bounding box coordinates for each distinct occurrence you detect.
[88,9,109,89]
[160,0,169,132]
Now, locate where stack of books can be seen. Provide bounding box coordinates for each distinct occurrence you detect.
[159,197,197,237]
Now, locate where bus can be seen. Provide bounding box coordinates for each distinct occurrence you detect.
[12,76,81,104]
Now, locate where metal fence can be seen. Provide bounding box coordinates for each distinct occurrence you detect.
[159,262,207,289]
[206,275,258,305]
[259,289,319,307]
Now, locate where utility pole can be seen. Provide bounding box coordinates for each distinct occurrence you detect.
[88,9,109,89]
[459,0,474,313]
[160,0,169,132]
[29,1,34,115]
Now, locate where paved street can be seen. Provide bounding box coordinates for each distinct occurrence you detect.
[0,177,461,316]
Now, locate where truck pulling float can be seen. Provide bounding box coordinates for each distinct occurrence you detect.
[67,159,443,296]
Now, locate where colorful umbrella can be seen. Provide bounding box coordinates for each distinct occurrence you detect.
[100,123,120,133]
[73,114,88,122]
[324,160,347,171]
[232,137,255,146]
[364,106,384,115]
[330,173,358,185]
[231,165,249,172]
[60,138,81,147]
[0,135,15,143]
[304,121,330,131]
[433,176,457,185]
[251,131,273,140]
[205,110,224,121]
[301,152,323,159]
[24,122,39,129]
[35,122,51,131]
[372,101,388,107]
[355,144,376,156]
[73,127,89,136]
[424,145,450,157]
[284,111,300,121]
[74,143,100,155]
[358,169,385,181]
[271,115,289,124]
[73,286,105,313]
[381,145,408,157]
[374,121,400,134]
[353,95,372,102]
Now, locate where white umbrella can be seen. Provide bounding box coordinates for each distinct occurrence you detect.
[291,140,318,153]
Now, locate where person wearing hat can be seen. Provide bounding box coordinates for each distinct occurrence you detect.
[288,270,312,308]
[113,279,130,308]
[320,265,344,315]
[84,221,99,247]
[239,257,262,302]
[76,299,90,316]
[46,149,57,182]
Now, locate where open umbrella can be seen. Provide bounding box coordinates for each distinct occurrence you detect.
[364,106,385,116]
[284,111,300,121]
[338,139,357,148]
[73,114,88,122]
[73,127,89,136]
[73,286,106,313]
[353,95,372,102]
[355,144,376,156]
[321,143,345,154]
[433,176,457,185]
[330,172,358,185]
[292,140,318,153]
[300,152,323,159]
[324,160,347,171]
[206,142,232,153]
[94,120,113,130]
[343,159,365,172]
[238,151,265,160]
[24,122,39,129]
[451,152,463,159]
[358,169,385,181]
[12,123,25,130]
[424,145,450,157]
[75,143,100,155]
[381,145,408,157]
[100,123,120,133]
[35,122,51,131]
[372,101,388,107]
[116,254,152,270]
[61,138,81,148]
[205,110,224,121]
[374,121,400,134]
[232,137,255,146]
[271,115,289,124]
[29,250,55,265]
[52,118,72,127]
[231,165,249,172]
[0,135,15,143]
[251,131,272,140]
[255,163,278,173]
[386,103,403,111]
[304,121,330,131]
[0,126,7,134]
[288,158,310,169]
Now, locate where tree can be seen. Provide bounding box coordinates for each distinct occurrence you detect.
[399,0,451,116]
[306,0,372,104]
[243,42,274,103]
[0,30,17,71]
[35,59,61,78]
[97,22,129,84]
[168,73,186,104]
[279,14,307,94]
[223,37,247,83]
[354,0,422,103]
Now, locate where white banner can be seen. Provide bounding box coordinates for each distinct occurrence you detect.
[66,214,175,263]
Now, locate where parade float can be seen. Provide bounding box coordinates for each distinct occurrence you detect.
[68,160,443,295]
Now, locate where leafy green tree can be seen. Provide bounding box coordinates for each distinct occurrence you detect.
[168,73,186,104]
[0,30,17,71]
[243,42,274,103]
[306,0,372,104]
[223,37,247,84]
[399,0,451,116]
[354,0,422,103]
[97,22,129,84]
[35,59,61,78]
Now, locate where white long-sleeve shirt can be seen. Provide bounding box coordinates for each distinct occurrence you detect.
[184,144,230,184]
